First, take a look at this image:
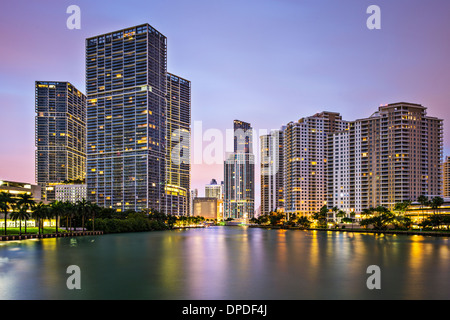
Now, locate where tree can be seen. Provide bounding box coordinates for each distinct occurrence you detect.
[394,200,411,216]
[430,196,444,216]
[296,216,311,229]
[313,205,328,228]
[15,193,36,234]
[417,195,430,227]
[76,199,90,231]
[31,202,48,236]
[0,192,16,235]
[49,201,65,234]
[10,205,30,235]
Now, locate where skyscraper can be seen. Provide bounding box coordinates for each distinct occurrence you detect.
[260,128,284,215]
[224,120,255,221]
[444,156,450,198]
[85,24,167,212]
[165,73,191,216]
[327,102,443,212]
[284,112,347,216]
[35,81,86,201]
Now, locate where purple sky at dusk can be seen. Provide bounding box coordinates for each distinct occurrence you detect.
[1,0,450,208]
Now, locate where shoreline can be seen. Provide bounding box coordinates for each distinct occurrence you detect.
[249,225,450,237]
[0,230,103,241]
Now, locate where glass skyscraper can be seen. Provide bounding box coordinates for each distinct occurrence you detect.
[85,24,167,213]
[35,81,86,201]
[224,120,255,221]
[165,72,191,216]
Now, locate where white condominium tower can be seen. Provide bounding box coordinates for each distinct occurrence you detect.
[284,112,348,216]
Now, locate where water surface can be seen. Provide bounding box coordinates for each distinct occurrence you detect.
[0,226,449,299]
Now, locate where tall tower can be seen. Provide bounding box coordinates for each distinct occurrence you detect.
[165,73,191,215]
[35,81,86,201]
[224,120,255,221]
[444,156,450,198]
[85,24,167,213]
[284,112,347,216]
[260,127,284,215]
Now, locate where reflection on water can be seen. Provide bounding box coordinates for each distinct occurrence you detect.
[0,227,449,300]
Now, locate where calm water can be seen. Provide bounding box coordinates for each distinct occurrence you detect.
[0,226,449,300]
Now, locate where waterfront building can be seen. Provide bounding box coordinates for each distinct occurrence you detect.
[284,112,347,217]
[224,120,255,221]
[165,73,191,215]
[260,127,285,215]
[35,81,86,201]
[85,24,167,213]
[327,102,443,213]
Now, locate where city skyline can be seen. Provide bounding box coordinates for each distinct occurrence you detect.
[2,0,450,210]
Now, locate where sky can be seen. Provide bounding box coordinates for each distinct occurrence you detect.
[1,0,450,209]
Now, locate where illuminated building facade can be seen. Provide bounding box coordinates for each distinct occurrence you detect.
[260,128,284,215]
[165,73,191,215]
[443,156,450,198]
[35,81,86,201]
[284,112,347,216]
[327,102,443,213]
[224,120,255,221]
[86,24,167,212]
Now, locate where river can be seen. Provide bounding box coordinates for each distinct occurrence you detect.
[0,226,449,300]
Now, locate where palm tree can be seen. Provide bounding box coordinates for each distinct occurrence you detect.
[15,193,36,234]
[76,199,89,231]
[49,201,65,234]
[0,192,16,235]
[417,195,429,224]
[32,202,48,236]
[10,205,30,236]
[430,196,444,216]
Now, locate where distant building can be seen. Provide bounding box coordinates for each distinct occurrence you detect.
[260,127,284,215]
[224,120,255,221]
[193,197,223,221]
[444,156,450,198]
[55,184,87,203]
[189,189,198,216]
[205,179,223,199]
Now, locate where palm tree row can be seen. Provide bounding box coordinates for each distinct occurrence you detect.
[0,192,100,236]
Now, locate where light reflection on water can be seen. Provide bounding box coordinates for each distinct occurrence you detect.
[0,227,449,300]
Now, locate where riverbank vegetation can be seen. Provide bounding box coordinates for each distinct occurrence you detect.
[0,192,205,235]
[250,196,450,233]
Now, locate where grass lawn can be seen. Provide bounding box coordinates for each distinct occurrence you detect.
[1,227,70,236]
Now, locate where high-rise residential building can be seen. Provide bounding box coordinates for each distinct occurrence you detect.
[327,102,443,212]
[35,81,86,201]
[85,24,167,213]
[165,73,191,216]
[205,179,223,199]
[224,120,255,221]
[444,156,450,198]
[284,112,347,217]
[260,127,285,215]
